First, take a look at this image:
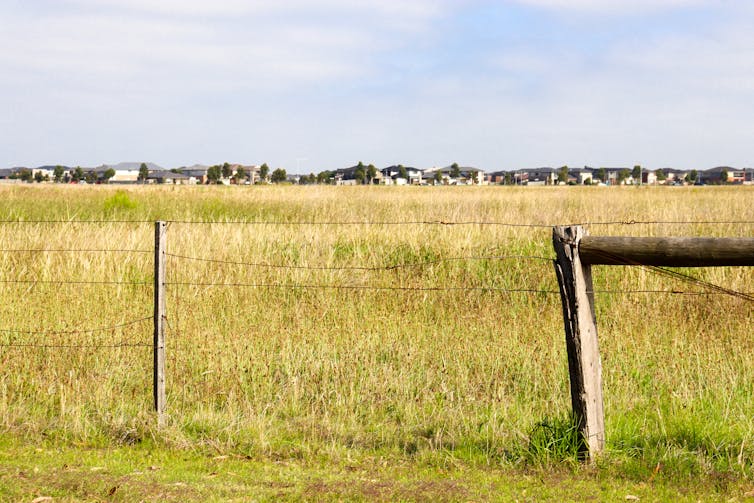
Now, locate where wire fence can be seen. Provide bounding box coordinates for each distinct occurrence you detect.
[0,218,751,423]
[0,218,750,341]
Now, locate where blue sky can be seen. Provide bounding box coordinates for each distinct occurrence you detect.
[2,0,753,172]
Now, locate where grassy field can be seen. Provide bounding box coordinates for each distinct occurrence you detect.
[0,184,752,500]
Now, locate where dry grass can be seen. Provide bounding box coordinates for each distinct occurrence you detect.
[0,184,752,477]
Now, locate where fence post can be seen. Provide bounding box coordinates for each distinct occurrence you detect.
[552,225,605,460]
[154,221,167,427]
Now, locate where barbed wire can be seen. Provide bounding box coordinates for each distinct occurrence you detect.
[0,316,152,349]
[164,280,751,297]
[165,281,558,294]
[0,219,153,224]
[0,218,750,227]
[576,219,754,227]
[0,316,152,336]
[0,341,151,349]
[0,248,151,254]
[165,252,554,270]
[0,279,151,286]
[589,289,754,296]
[165,219,554,227]
[580,247,754,302]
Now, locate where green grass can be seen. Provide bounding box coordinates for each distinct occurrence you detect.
[0,184,752,499]
[2,436,753,501]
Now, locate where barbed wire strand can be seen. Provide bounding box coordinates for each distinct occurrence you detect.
[0,218,750,227]
[580,248,754,302]
[0,248,151,254]
[0,316,153,349]
[0,316,152,335]
[589,289,754,296]
[0,219,153,224]
[0,341,151,349]
[0,279,151,286]
[165,219,554,227]
[575,219,754,227]
[165,252,554,270]
[165,281,558,294]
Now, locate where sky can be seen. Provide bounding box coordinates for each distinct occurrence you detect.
[2,0,753,173]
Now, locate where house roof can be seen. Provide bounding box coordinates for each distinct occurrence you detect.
[383,165,420,173]
[150,171,189,179]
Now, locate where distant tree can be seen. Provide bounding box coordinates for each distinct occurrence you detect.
[721,169,729,183]
[398,164,408,180]
[259,163,269,182]
[207,165,222,184]
[103,168,116,183]
[367,164,377,184]
[354,166,366,184]
[617,169,630,184]
[73,167,84,183]
[317,170,333,184]
[596,167,607,183]
[558,166,569,184]
[34,171,44,183]
[20,169,33,182]
[138,163,149,183]
[504,172,513,185]
[450,163,461,179]
[298,174,313,185]
[85,170,98,184]
[63,172,71,183]
[221,162,233,179]
[270,168,287,183]
[434,171,443,185]
[53,165,65,183]
[632,165,642,182]
[234,165,247,183]
[685,170,698,184]
[655,169,666,182]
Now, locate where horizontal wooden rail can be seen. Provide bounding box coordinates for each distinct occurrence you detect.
[553,226,754,462]
[579,236,754,267]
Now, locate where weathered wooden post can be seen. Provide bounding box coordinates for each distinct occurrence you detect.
[552,226,605,460]
[553,229,754,461]
[154,221,167,427]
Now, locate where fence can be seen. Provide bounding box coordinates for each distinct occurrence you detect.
[0,218,752,460]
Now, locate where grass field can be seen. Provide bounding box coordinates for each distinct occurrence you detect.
[0,184,752,500]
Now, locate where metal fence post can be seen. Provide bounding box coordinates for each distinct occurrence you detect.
[154,221,167,427]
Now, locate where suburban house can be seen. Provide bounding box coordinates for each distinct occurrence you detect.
[180,165,210,184]
[228,164,259,184]
[424,165,484,185]
[0,168,22,182]
[334,164,381,185]
[147,171,193,184]
[699,166,747,184]
[334,165,362,185]
[527,168,558,185]
[571,167,594,185]
[381,165,422,185]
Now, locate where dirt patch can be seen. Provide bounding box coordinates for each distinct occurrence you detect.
[304,478,469,501]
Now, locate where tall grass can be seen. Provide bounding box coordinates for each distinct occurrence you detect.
[0,184,752,476]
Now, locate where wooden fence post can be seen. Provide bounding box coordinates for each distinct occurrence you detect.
[552,225,605,460]
[154,221,167,427]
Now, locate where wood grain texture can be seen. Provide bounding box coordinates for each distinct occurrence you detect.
[580,236,754,266]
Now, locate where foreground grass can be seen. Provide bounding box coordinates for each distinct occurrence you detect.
[3,437,754,501]
[0,184,752,498]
